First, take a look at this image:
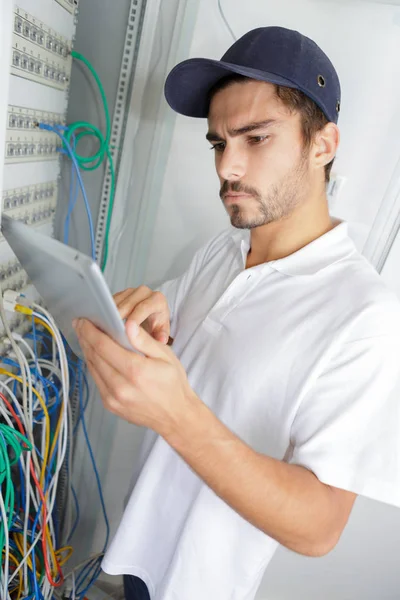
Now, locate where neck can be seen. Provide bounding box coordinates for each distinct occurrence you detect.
[245,193,335,269]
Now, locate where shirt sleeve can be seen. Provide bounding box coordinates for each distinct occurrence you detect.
[289,326,400,507]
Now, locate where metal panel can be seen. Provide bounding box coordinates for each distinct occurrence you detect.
[94,0,147,263]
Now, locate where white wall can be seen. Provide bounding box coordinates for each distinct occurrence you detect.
[139,1,400,598]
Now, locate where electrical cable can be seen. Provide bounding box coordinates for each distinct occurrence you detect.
[0,291,78,598]
[39,50,115,270]
[67,50,116,271]
[7,296,108,598]
[65,359,109,599]
[38,123,96,261]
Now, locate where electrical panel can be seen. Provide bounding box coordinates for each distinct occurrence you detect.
[0,0,77,350]
[6,105,64,162]
[11,6,73,90]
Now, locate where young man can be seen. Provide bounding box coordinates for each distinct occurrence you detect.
[75,27,400,600]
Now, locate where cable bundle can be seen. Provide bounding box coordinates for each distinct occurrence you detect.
[0,290,109,599]
[0,293,71,599]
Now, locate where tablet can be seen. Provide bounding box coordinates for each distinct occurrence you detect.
[1,214,135,358]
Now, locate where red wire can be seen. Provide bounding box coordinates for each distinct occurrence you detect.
[0,391,64,587]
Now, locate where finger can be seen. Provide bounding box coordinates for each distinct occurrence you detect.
[126,320,168,360]
[144,311,170,345]
[113,288,170,344]
[85,355,112,401]
[113,288,134,306]
[76,318,148,379]
[85,354,122,416]
[116,286,153,320]
[126,292,170,340]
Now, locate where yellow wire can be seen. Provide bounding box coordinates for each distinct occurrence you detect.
[33,316,57,339]
[7,307,72,578]
[15,304,56,338]
[55,545,73,566]
[0,368,60,575]
[14,308,62,467]
[13,533,41,578]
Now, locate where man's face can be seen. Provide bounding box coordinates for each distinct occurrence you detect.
[207,80,312,229]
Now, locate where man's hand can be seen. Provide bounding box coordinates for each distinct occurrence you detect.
[73,318,195,434]
[113,286,171,345]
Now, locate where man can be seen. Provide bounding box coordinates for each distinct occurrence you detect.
[74,27,400,600]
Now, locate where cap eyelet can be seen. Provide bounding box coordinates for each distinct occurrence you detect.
[336,100,341,113]
[317,75,326,88]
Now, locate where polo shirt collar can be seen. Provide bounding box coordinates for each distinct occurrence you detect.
[231,220,357,276]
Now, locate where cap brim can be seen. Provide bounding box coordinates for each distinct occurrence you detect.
[164,58,299,118]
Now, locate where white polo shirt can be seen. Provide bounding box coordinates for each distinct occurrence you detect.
[102,221,400,600]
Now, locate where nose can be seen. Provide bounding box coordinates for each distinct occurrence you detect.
[216,143,247,182]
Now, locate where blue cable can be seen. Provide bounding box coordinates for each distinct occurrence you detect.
[0,359,61,421]
[24,331,52,355]
[64,133,80,245]
[31,314,39,383]
[66,483,80,543]
[30,426,61,600]
[73,370,90,436]
[70,360,109,599]
[38,123,96,260]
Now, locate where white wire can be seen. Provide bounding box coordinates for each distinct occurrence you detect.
[15,346,39,592]
[4,313,69,593]
[33,308,69,590]
[71,571,76,600]
[13,334,44,375]
[33,305,71,549]
[0,297,74,596]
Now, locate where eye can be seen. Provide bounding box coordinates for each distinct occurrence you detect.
[209,142,225,152]
[249,135,269,145]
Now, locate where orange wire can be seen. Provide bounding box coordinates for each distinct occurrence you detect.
[0,392,64,587]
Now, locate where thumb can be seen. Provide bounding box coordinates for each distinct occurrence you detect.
[126,320,166,358]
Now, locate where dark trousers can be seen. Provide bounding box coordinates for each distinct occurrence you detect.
[123,575,150,600]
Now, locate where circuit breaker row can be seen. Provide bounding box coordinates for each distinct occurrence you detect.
[5,105,64,163]
[6,137,61,162]
[14,11,71,58]
[1,182,57,230]
[12,7,73,91]
[8,106,64,130]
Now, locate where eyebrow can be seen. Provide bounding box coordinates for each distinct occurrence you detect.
[206,119,280,142]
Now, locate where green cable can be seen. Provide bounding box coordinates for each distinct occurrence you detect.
[0,425,32,565]
[66,50,116,271]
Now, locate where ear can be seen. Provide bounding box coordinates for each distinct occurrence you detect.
[311,122,340,171]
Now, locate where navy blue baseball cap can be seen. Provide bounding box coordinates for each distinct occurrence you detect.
[165,26,341,124]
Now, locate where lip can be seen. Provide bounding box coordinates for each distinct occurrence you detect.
[224,193,252,200]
